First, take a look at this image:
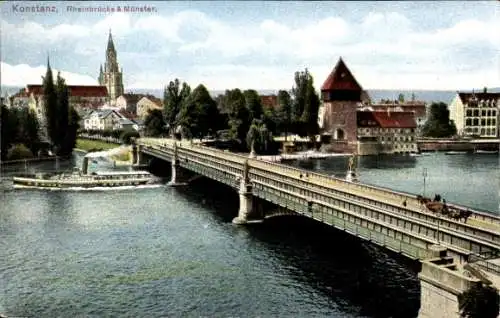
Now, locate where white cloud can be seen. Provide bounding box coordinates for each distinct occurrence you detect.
[1,62,98,87]
[1,10,499,90]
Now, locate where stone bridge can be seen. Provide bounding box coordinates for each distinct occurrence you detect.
[135,138,500,318]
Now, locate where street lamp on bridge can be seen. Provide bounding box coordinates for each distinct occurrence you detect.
[422,168,428,197]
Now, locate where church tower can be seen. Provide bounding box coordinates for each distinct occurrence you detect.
[99,30,124,102]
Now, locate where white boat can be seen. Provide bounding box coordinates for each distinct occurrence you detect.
[13,169,157,189]
[474,150,499,154]
[13,156,157,189]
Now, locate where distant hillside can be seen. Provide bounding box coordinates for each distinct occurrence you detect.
[3,85,499,104]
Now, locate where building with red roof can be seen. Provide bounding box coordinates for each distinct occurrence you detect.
[319,57,418,155]
[261,95,278,109]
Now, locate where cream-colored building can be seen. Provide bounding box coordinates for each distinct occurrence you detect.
[83,109,124,131]
[136,96,163,119]
[356,110,418,155]
[449,92,499,138]
[115,93,145,114]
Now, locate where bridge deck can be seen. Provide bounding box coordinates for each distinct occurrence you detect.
[138,138,500,263]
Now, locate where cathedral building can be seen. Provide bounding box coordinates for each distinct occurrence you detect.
[98,30,124,103]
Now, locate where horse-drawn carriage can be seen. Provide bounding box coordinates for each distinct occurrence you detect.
[416,194,472,223]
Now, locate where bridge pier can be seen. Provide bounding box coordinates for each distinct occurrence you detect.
[232,160,261,224]
[418,247,486,318]
[167,142,191,186]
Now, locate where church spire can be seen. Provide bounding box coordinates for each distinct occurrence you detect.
[107,29,116,53]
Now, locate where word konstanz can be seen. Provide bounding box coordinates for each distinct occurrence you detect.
[12,4,57,13]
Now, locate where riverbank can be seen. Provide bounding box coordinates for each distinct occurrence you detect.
[257,151,352,163]
[417,138,499,152]
[76,138,121,151]
[0,155,68,166]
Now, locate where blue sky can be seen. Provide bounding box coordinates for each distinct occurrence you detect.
[1,1,499,90]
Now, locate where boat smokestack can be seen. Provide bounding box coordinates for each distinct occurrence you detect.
[82,157,89,175]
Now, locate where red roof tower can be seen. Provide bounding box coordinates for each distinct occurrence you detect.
[321,57,363,102]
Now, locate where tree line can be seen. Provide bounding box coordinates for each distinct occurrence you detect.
[1,61,79,161]
[143,68,320,155]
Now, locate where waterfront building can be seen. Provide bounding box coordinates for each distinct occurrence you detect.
[319,57,418,155]
[98,30,124,103]
[136,96,163,119]
[356,110,418,155]
[449,91,499,138]
[359,101,427,135]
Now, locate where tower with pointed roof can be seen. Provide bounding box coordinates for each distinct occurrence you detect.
[98,30,124,102]
[319,57,364,153]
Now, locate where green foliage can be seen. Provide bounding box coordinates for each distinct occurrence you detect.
[1,105,15,160]
[17,108,41,155]
[144,109,166,137]
[120,130,140,144]
[177,84,220,139]
[244,89,263,122]
[277,90,292,140]
[246,119,273,155]
[163,79,191,136]
[221,89,250,143]
[43,60,58,146]
[421,102,457,138]
[41,65,78,156]
[7,144,33,160]
[291,69,320,139]
[1,105,41,160]
[459,283,499,318]
[398,93,405,103]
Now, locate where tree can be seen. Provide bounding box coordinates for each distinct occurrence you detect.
[243,89,263,122]
[459,283,499,318]
[60,106,80,156]
[300,74,321,141]
[55,72,71,155]
[163,79,191,136]
[1,105,14,160]
[277,90,292,141]
[144,109,166,137]
[120,129,140,144]
[246,119,273,155]
[291,69,320,139]
[43,58,58,148]
[398,93,405,103]
[177,84,220,139]
[222,89,250,144]
[17,108,40,155]
[421,102,457,138]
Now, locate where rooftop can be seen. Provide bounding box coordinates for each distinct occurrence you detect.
[321,57,363,92]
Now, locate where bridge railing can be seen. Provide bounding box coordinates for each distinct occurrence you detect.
[138,138,500,226]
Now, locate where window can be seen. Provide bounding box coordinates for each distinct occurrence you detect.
[466,118,472,126]
[481,119,486,126]
[473,118,479,126]
[474,110,479,116]
[482,110,487,116]
[466,109,472,117]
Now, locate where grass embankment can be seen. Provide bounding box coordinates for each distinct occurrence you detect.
[76,138,120,151]
[75,138,132,163]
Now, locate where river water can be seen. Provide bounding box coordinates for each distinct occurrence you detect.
[0,152,498,317]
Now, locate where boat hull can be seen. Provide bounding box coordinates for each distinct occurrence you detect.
[12,176,154,189]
